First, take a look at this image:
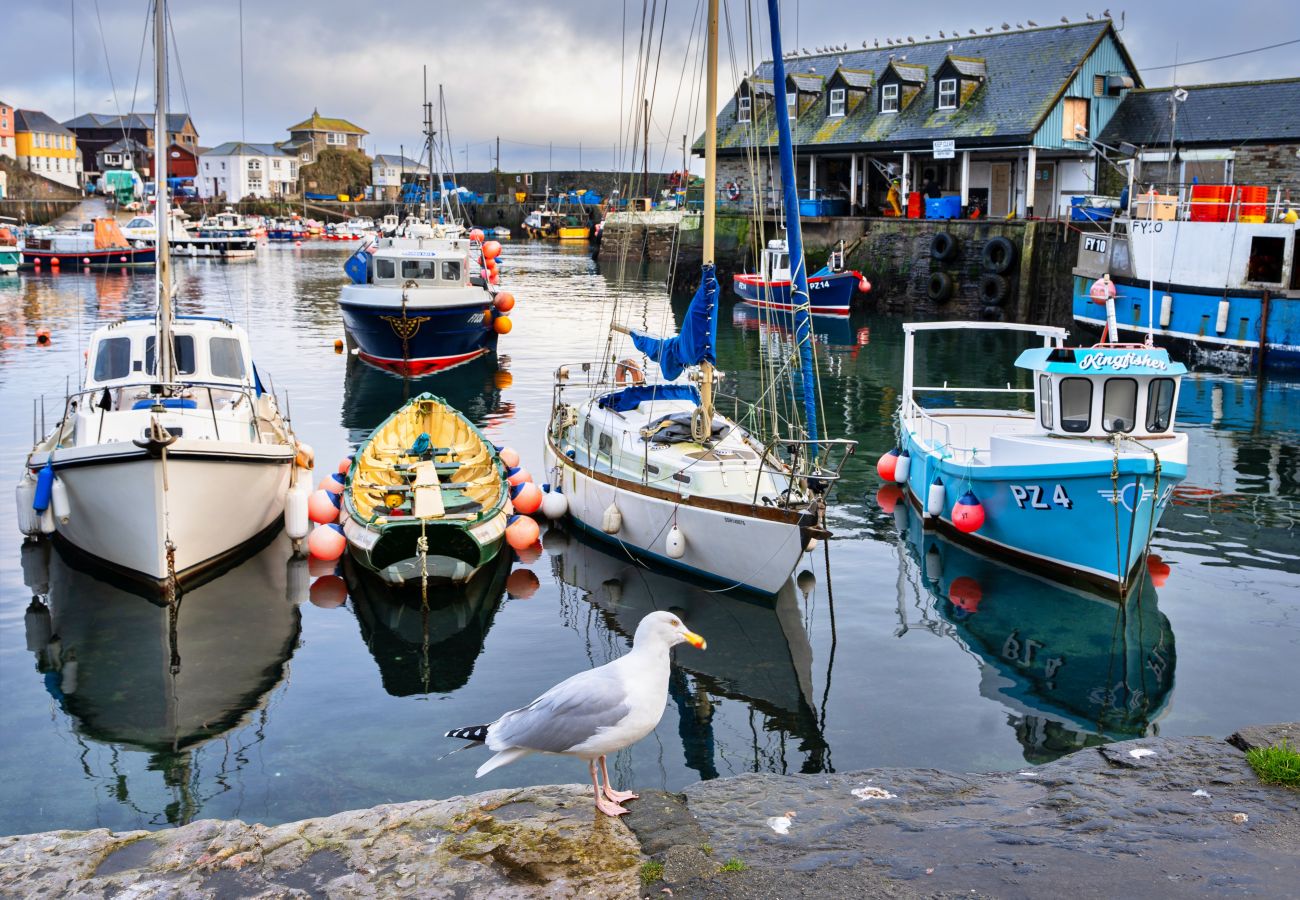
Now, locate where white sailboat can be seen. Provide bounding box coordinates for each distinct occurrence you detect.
[15,0,307,589]
[542,0,853,596]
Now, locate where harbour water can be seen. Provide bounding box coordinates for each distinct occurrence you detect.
[0,241,1297,836]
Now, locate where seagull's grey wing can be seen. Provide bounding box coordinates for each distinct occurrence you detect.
[487,666,630,753]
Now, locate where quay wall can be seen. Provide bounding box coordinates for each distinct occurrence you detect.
[175,200,592,232]
[0,199,85,226]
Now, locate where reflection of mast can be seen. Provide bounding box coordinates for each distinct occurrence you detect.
[669,668,717,779]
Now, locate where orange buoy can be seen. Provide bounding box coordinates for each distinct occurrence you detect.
[506,467,531,487]
[505,514,540,550]
[505,568,540,598]
[469,228,485,243]
[952,491,985,533]
[308,489,340,524]
[307,523,346,560]
[309,575,348,608]
[876,448,900,481]
[35,329,52,346]
[499,447,520,468]
[333,338,344,352]
[308,555,338,577]
[512,481,543,515]
[494,292,515,313]
[1147,554,1171,588]
[482,240,502,259]
[337,457,353,475]
[494,370,514,389]
[494,315,512,335]
[321,472,345,495]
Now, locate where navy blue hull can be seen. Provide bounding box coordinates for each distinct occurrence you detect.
[339,299,497,375]
[733,270,860,316]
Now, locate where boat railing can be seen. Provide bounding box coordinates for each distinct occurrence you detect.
[1094,181,1298,224]
[54,380,273,445]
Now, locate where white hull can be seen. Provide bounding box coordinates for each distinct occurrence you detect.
[544,443,806,596]
[43,440,292,582]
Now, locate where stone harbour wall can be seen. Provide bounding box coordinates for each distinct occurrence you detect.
[1231,143,1300,195]
[1,723,1296,899]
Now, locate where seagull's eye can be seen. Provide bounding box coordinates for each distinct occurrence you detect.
[670,618,681,628]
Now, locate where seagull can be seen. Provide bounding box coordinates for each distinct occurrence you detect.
[1016,22,1024,28]
[968,28,977,35]
[886,37,893,45]
[1060,15,1069,22]
[1086,12,1095,20]
[985,26,994,32]
[1001,22,1011,30]
[939,30,945,38]
[907,36,916,43]
[874,38,879,47]
[1028,19,1039,26]
[1103,8,1111,16]
[445,611,707,818]
[925,35,931,40]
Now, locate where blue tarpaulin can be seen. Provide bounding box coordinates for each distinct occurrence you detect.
[598,384,701,412]
[630,265,718,381]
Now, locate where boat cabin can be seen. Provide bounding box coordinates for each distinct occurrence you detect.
[84,316,258,392]
[1015,344,1187,439]
[347,237,474,289]
[761,239,791,282]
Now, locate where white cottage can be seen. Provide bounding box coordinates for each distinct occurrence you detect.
[198,141,298,200]
[370,154,428,201]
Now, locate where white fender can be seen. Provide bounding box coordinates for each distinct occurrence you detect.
[285,480,310,540]
[24,598,52,652]
[926,479,945,518]
[540,488,569,520]
[804,536,819,552]
[60,655,79,695]
[796,569,816,598]
[50,477,70,524]
[39,506,55,535]
[286,557,310,606]
[925,544,943,582]
[21,540,50,599]
[666,525,686,559]
[893,451,911,485]
[15,477,39,536]
[1215,297,1230,334]
[1159,294,1173,328]
[601,503,622,534]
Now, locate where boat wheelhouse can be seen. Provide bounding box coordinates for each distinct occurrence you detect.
[889,322,1188,594]
[194,208,253,238]
[733,238,866,316]
[522,208,560,239]
[338,233,501,376]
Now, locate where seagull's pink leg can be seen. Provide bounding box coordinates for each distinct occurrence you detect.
[600,755,639,803]
[590,759,628,817]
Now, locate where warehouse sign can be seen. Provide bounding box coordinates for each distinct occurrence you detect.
[932,140,955,160]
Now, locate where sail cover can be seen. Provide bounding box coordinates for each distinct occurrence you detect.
[630,264,718,381]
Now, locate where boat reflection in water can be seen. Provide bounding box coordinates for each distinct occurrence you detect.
[887,498,1176,763]
[20,537,301,825]
[340,348,510,445]
[344,551,512,697]
[729,300,864,351]
[545,525,828,778]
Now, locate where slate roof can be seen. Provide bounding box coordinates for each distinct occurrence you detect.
[884,62,928,84]
[14,109,74,137]
[286,110,367,135]
[1098,78,1300,147]
[63,112,194,132]
[747,78,776,98]
[944,56,988,79]
[710,20,1131,153]
[831,67,875,90]
[373,154,428,170]
[204,141,294,157]
[101,137,149,153]
[788,72,825,93]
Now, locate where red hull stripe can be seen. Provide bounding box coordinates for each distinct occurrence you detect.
[356,347,489,376]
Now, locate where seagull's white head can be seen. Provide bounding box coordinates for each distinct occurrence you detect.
[635,611,707,651]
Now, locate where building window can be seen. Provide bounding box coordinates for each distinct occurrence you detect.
[1062,97,1089,141]
[204,161,210,171]
[326,132,346,145]
[301,152,311,161]
[221,161,226,170]
[1059,377,1093,433]
[272,158,281,168]
[1102,378,1137,433]
[829,88,846,117]
[1146,378,1176,432]
[881,83,899,113]
[786,92,797,120]
[737,95,752,123]
[937,78,957,110]
[248,159,261,171]
[1094,75,1106,97]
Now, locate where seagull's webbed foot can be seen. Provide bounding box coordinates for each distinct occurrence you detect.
[600,755,639,804]
[596,795,631,817]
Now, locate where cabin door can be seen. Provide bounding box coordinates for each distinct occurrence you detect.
[1034,162,1057,217]
[990,164,1012,218]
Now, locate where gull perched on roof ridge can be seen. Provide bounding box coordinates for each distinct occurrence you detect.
[445,611,707,817]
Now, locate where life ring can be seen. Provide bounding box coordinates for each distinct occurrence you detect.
[926,271,955,303]
[614,358,645,386]
[725,182,741,202]
[981,236,1016,274]
[978,272,1010,305]
[930,231,958,262]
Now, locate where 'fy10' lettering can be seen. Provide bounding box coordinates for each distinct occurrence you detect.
[1009,484,1073,510]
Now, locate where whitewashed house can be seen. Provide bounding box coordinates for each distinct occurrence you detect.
[370,153,428,201]
[198,142,298,200]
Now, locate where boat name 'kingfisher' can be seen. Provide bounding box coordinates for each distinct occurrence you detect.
[1078,351,1169,371]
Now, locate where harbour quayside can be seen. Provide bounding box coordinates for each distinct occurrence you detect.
[1072,187,1300,373]
[14,0,305,589]
[881,319,1188,595]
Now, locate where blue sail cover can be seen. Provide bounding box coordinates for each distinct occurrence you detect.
[630,265,718,380]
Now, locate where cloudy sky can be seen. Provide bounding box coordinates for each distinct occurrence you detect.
[4,0,1297,172]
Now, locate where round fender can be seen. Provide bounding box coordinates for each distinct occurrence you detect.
[981,236,1016,273]
[926,271,955,303]
[929,231,958,262]
[978,272,1010,305]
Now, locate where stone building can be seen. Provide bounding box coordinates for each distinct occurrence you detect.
[280,110,367,165]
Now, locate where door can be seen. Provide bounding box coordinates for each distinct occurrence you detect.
[990,164,1012,218]
[1034,162,1057,217]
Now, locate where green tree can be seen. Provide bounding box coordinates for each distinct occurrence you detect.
[301,148,372,197]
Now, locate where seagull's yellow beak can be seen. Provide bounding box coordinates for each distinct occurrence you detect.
[683,630,707,650]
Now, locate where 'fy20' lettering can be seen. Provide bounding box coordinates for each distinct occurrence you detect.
[1009,484,1072,510]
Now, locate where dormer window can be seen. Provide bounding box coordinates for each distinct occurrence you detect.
[829,88,846,117]
[786,92,797,120]
[881,84,899,113]
[737,95,752,123]
[937,78,957,110]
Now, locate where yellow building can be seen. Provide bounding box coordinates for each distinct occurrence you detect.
[15,109,81,189]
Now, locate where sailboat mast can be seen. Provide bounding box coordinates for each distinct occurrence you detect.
[699,0,718,425]
[764,0,818,446]
[154,0,173,384]
[423,67,434,217]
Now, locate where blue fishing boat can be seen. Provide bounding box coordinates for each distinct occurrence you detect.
[1072,201,1300,374]
[733,239,867,316]
[265,217,309,242]
[884,321,1188,594]
[338,232,506,376]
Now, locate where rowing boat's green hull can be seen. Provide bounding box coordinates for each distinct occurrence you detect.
[343,512,508,585]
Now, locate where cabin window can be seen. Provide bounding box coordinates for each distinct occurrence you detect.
[583,421,593,443]
[737,95,752,123]
[441,261,462,282]
[1059,377,1093,433]
[377,258,396,279]
[209,337,246,380]
[881,83,899,113]
[597,432,613,455]
[1102,378,1138,433]
[1246,236,1285,284]
[145,335,197,376]
[1038,374,1053,428]
[829,88,846,117]
[937,78,958,110]
[786,92,797,120]
[401,258,437,279]
[92,337,132,381]
[1062,97,1088,140]
[1146,378,1176,432]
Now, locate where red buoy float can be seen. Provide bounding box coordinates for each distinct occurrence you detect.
[308,489,340,524]
[482,240,502,259]
[493,292,515,313]
[308,523,346,560]
[505,514,540,550]
[876,448,900,481]
[499,447,520,468]
[952,491,985,533]
[511,481,543,515]
[506,466,532,487]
